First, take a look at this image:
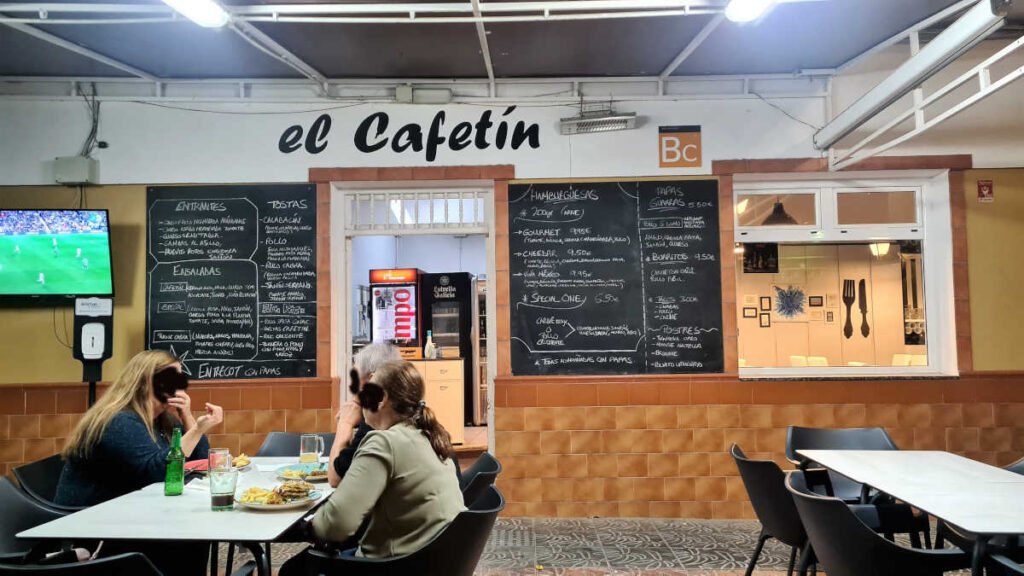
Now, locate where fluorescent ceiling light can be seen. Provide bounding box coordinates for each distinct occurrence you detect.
[161,0,230,27]
[725,0,777,23]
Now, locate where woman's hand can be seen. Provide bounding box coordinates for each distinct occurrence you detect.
[335,400,363,431]
[167,390,197,430]
[195,402,224,434]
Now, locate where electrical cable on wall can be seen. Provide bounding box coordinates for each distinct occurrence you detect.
[78,82,101,158]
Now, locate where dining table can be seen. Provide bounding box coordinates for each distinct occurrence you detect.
[17,456,333,576]
[797,449,1024,576]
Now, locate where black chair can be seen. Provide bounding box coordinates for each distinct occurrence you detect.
[12,456,84,514]
[990,554,1024,575]
[458,452,501,508]
[786,470,969,576]
[786,426,899,504]
[0,477,64,564]
[731,444,811,576]
[304,485,504,576]
[256,432,336,457]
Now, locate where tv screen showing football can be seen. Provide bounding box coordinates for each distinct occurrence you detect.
[0,210,114,297]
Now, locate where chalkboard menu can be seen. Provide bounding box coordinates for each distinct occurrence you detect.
[146,184,317,380]
[509,179,723,375]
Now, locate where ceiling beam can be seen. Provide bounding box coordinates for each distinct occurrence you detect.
[228,20,327,89]
[470,0,496,96]
[837,0,977,73]
[659,12,724,78]
[2,21,156,80]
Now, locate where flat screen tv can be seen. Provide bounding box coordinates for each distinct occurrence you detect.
[0,209,114,300]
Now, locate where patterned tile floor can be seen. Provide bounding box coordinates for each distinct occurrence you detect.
[224,518,795,575]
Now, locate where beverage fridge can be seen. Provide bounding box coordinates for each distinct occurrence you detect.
[420,272,480,425]
[369,268,422,350]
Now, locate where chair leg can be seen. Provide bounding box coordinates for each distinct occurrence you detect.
[910,530,922,549]
[787,545,798,576]
[744,529,769,576]
[923,527,932,550]
[210,542,218,576]
[797,543,815,576]
[226,542,234,574]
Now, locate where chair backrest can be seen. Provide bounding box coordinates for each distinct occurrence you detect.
[730,444,805,547]
[256,432,336,457]
[1006,456,1024,476]
[12,456,63,508]
[458,452,501,507]
[785,426,898,465]
[0,478,64,562]
[0,553,162,575]
[786,470,951,576]
[309,485,504,576]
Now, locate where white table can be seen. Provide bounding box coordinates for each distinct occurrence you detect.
[18,457,333,575]
[798,450,1024,575]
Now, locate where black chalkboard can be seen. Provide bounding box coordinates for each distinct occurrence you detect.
[509,179,723,375]
[146,184,317,380]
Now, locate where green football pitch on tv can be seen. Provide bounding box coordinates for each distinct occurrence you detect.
[0,234,113,295]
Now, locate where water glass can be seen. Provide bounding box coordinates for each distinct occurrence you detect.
[210,469,238,511]
[209,448,232,471]
[299,434,324,464]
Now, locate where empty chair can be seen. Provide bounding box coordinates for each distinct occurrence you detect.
[786,471,969,576]
[0,477,64,564]
[891,354,912,366]
[990,554,1024,575]
[731,444,811,576]
[256,432,336,457]
[458,452,501,508]
[789,356,809,367]
[12,455,84,514]
[785,426,898,502]
[807,357,829,367]
[304,485,505,576]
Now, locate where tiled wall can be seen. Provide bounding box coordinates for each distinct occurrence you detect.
[492,377,1024,518]
[0,380,335,476]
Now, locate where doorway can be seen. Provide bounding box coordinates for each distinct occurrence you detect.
[330,179,498,454]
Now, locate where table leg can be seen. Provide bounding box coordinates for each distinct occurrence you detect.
[860,484,870,504]
[237,542,271,576]
[209,541,218,576]
[972,535,990,576]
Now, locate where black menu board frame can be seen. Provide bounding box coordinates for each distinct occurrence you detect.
[508,178,723,376]
[146,184,317,380]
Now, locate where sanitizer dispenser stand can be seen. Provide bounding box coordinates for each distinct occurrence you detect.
[73,298,113,406]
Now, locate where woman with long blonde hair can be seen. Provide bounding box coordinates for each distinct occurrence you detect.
[56,349,222,504]
[55,350,223,575]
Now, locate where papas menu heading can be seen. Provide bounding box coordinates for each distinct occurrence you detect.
[278,106,541,161]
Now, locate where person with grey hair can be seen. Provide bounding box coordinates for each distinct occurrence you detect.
[327,343,401,488]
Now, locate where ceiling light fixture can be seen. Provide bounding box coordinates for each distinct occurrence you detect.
[870,242,891,257]
[761,198,798,225]
[161,0,230,27]
[560,99,639,135]
[724,0,777,23]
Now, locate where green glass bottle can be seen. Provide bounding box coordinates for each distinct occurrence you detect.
[164,428,185,496]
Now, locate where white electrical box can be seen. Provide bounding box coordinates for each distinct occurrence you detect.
[54,156,98,185]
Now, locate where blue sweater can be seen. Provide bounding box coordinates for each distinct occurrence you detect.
[55,411,209,507]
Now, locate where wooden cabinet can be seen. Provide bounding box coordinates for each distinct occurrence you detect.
[409,359,465,445]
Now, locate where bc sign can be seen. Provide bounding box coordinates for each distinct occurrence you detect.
[658,125,701,168]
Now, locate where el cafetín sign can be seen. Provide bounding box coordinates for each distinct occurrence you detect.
[278,106,541,162]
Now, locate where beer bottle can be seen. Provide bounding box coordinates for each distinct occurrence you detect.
[164,428,185,496]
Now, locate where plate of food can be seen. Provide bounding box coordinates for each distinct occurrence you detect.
[232,453,253,472]
[236,481,321,511]
[276,463,329,483]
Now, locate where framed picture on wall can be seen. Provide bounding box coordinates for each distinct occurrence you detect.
[759,313,771,328]
[759,296,772,311]
[743,307,758,318]
[743,243,779,273]
[808,296,824,307]
[826,311,835,324]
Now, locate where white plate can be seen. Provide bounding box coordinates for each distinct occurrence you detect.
[275,464,329,483]
[235,490,322,511]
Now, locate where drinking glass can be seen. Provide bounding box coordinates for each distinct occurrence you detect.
[209,448,232,471]
[210,469,238,511]
[299,434,324,464]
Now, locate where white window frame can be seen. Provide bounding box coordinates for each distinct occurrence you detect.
[733,170,956,379]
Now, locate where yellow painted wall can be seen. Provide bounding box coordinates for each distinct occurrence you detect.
[965,169,1024,371]
[0,186,146,383]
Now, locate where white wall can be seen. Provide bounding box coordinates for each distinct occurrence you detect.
[350,234,486,335]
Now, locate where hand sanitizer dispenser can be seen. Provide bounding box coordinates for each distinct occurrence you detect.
[73,298,114,405]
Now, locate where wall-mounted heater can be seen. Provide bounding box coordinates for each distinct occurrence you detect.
[559,101,638,135]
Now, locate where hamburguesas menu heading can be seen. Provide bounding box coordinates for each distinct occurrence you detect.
[146,184,317,380]
[508,179,723,376]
